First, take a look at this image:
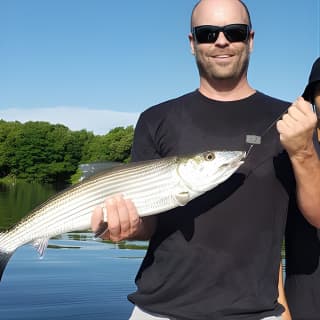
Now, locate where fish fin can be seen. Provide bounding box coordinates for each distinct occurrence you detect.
[174,191,190,206]
[0,249,14,282]
[32,238,49,258]
[93,222,109,239]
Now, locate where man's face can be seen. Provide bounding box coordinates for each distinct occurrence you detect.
[190,0,254,83]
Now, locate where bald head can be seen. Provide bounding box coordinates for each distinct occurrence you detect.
[191,0,252,30]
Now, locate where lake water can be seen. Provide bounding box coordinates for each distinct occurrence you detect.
[0,234,146,320]
[0,182,146,320]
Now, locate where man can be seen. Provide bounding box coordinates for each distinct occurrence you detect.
[284,57,320,320]
[92,1,320,319]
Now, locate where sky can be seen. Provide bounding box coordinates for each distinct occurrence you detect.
[1,0,319,135]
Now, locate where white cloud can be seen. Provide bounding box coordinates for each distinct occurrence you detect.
[0,106,140,135]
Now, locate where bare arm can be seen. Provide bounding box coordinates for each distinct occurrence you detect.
[91,195,157,242]
[277,97,320,227]
[278,262,292,320]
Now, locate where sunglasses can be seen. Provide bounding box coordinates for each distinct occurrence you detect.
[192,24,250,44]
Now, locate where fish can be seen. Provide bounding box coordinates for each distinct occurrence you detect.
[0,150,245,281]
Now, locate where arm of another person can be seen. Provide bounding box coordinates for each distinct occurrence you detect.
[277,97,320,227]
[91,114,159,242]
[278,262,292,320]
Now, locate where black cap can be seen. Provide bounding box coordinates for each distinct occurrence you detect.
[302,57,320,103]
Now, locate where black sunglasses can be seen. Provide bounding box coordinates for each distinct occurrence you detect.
[192,24,250,44]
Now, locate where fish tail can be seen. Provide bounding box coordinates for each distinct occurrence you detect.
[0,232,15,282]
[0,249,14,282]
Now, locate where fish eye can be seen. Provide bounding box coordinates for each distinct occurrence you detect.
[205,152,215,161]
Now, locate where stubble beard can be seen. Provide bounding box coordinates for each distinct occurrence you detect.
[195,47,250,83]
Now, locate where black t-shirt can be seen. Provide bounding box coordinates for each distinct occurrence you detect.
[284,135,320,320]
[128,90,292,320]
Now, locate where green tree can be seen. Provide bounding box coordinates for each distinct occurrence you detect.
[81,126,134,163]
[0,120,23,177]
[0,121,85,183]
[104,126,134,162]
[0,120,134,183]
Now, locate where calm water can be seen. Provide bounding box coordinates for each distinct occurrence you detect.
[0,182,147,320]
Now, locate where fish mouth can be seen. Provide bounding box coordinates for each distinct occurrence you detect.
[222,151,246,170]
[227,151,246,162]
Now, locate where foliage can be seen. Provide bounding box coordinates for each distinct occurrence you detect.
[104,126,134,163]
[0,120,134,183]
[81,126,134,163]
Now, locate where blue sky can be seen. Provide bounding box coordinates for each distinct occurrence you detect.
[1,0,319,134]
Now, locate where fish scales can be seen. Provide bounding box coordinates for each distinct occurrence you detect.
[0,150,245,281]
[1,158,177,250]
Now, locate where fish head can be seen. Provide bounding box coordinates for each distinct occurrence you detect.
[177,150,246,196]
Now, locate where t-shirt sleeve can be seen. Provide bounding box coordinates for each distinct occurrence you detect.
[131,113,161,162]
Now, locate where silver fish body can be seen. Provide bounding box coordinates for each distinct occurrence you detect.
[0,150,245,281]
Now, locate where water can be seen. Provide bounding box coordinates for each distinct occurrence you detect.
[0,234,146,320]
[0,182,146,320]
[0,181,60,231]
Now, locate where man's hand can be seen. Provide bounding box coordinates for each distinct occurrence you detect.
[91,195,142,242]
[276,97,317,159]
[277,97,320,227]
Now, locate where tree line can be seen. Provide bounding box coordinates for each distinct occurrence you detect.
[0,120,134,184]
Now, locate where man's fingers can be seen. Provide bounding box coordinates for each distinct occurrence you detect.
[116,195,131,238]
[91,195,140,242]
[295,97,315,114]
[105,197,121,240]
[91,206,103,232]
[282,113,296,129]
[126,198,141,234]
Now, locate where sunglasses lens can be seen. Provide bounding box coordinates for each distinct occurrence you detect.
[193,24,249,44]
[224,25,249,42]
[194,26,219,43]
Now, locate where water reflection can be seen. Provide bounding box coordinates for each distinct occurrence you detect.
[48,244,81,250]
[0,181,11,192]
[0,232,144,320]
[0,181,64,231]
[53,232,149,250]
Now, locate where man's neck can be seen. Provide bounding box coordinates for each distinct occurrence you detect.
[198,78,256,101]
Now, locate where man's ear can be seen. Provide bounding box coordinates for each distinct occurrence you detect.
[189,33,195,55]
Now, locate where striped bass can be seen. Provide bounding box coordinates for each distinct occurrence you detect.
[0,150,245,281]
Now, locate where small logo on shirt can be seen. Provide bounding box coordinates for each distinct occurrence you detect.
[246,135,261,145]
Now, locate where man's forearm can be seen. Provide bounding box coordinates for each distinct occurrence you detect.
[292,148,320,227]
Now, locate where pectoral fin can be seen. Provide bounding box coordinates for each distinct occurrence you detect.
[32,237,49,258]
[174,191,190,206]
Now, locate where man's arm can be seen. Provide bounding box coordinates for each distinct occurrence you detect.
[278,262,292,320]
[277,97,320,227]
